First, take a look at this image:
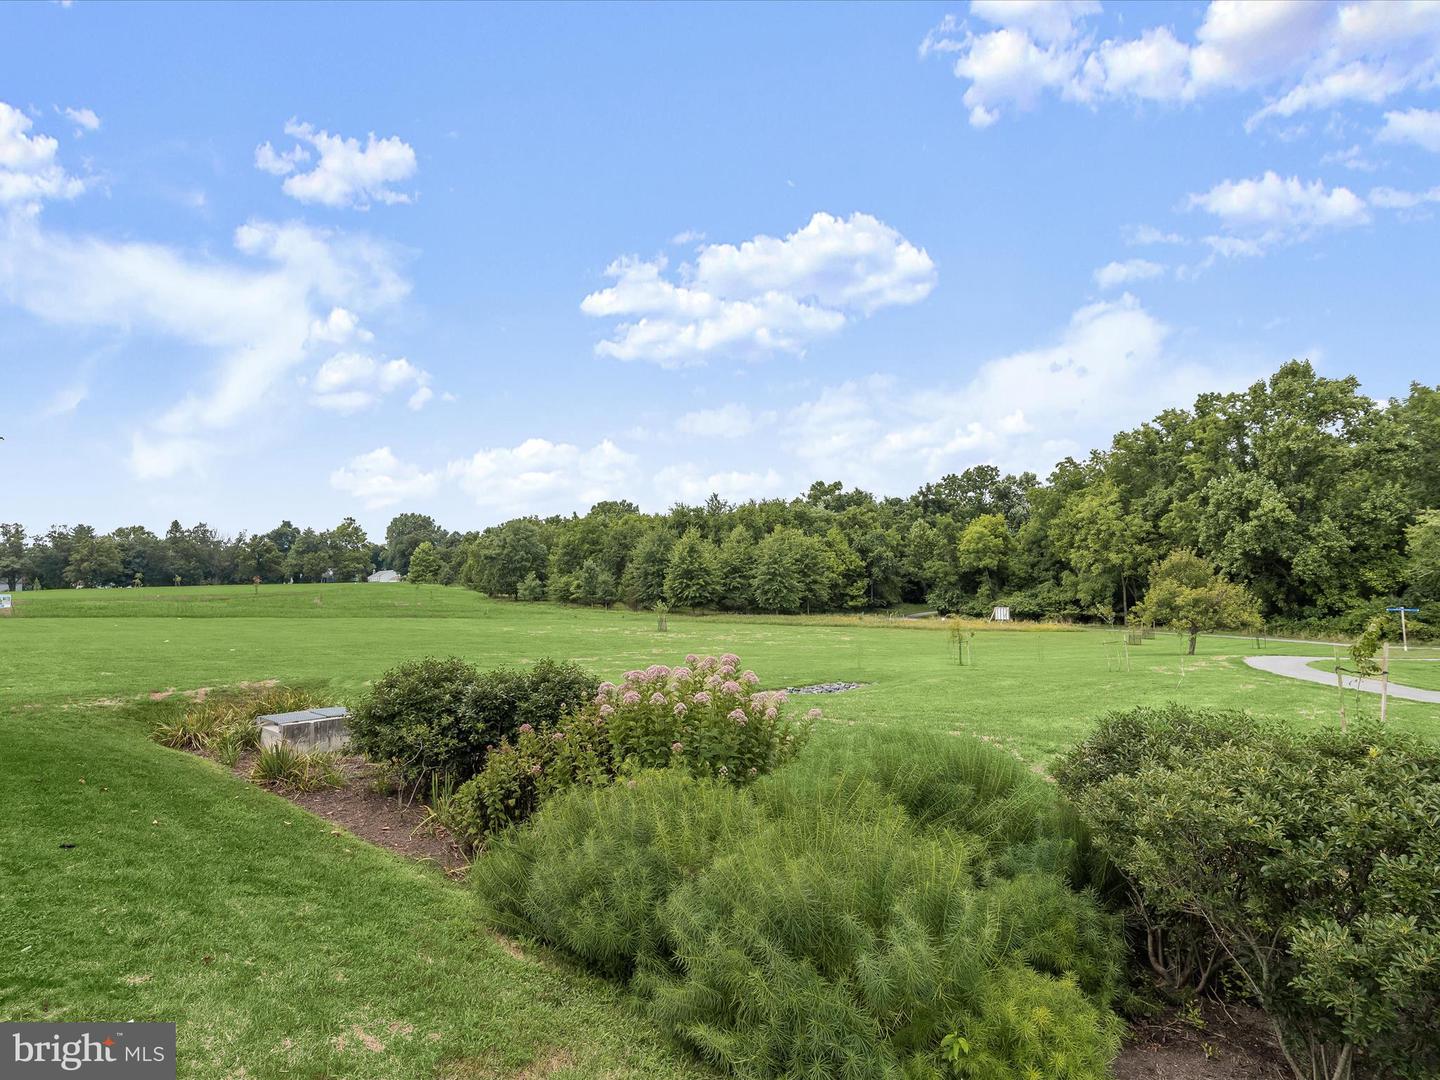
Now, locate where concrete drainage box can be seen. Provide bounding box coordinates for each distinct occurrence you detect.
[257,707,351,753]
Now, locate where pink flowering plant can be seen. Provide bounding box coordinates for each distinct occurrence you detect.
[453,654,812,843]
[596,656,809,779]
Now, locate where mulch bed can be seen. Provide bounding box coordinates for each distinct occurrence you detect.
[1114,999,1289,1080]
[228,751,469,874]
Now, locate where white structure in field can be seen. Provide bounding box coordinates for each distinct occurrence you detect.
[990,605,1011,622]
[367,569,401,583]
[257,707,351,753]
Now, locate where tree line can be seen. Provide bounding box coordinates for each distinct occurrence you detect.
[5,363,1437,633]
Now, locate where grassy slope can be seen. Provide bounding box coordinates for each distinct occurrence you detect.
[2,585,1434,1079]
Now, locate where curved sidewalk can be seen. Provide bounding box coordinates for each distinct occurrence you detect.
[1244,655,1440,704]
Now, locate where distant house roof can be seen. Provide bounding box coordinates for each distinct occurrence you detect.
[367,569,402,583]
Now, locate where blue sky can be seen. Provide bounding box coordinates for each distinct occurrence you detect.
[4,0,1439,535]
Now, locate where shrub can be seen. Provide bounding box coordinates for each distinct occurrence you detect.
[475,747,1125,1079]
[648,800,1118,1078]
[1065,715,1440,1080]
[448,712,615,849]
[474,770,756,976]
[348,657,488,788]
[349,657,596,790]
[1052,704,1279,795]
[940,967,1122,1080]
[454,653,811,841]
[251,743,344,791]
[1052,705,1284,994]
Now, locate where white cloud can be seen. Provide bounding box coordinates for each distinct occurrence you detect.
[1187,171,1368,248]
[922,2,1440,128]
[60,106,100,135]
[311,353,432,412]
[1124,224,1186,246]
[782,295,1251,484]
[670,229,706,246]
[652,465,788,505]
[1078,26,1193,102]
[129,433,215,481]
[969,0,1100,45]
[255,141,311,176]
[447,438,638,515]
[1,210,408,477]
[1201,234,1267,259]
[951,27,1085,127]
[675,403,770,438]
[581,211,936,366]
[330,446,439,509]
[42,380,88,417]
[307,305,372,345]
[1094,258,1165,289]
[1377,107,1440,152]
[256,119,416,208]
[1368,184,1440,209]
[1320,143,1377,171]
[0,101,85,206]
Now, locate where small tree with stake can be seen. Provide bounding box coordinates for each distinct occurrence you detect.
[1136,549,1261,655]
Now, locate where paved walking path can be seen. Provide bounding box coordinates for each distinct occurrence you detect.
[1244,654,1440,704]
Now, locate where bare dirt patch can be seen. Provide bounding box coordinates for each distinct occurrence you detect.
[148,678,278,702]
[1113,1000,1288,1080]
[229,752,468,874]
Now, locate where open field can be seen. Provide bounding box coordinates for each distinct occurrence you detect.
[2,584,1435,1079]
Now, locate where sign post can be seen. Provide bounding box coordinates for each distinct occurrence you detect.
[1386,607,1420,652]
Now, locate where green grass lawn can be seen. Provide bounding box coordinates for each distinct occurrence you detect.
[2,584,1435,1079]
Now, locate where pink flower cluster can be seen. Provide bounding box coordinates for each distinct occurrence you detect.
[582,652,814,784]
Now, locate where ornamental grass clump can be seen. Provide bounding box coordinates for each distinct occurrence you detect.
[152,684,324,758]
[453,653,812,844]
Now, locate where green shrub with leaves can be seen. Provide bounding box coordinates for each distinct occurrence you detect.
[1052,704,1279,795]
[349,656,596,790]
[1064,714,1440,1080]
[1053,705,1282,994]
[453,653,812,842]
[475,745,1124,1079]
